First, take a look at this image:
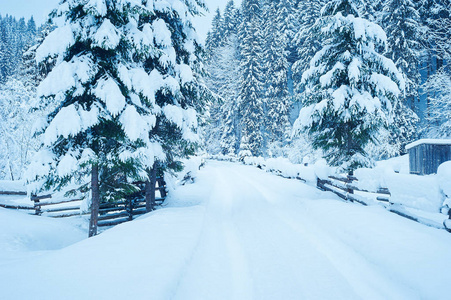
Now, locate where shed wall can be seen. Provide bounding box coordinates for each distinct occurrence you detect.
[409,144,451,175]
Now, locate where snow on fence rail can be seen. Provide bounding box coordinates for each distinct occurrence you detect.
[0,177,167,229]
[28,177,167,226]
[210,154,451,232]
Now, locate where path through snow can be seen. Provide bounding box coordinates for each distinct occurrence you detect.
[1,160,450,299]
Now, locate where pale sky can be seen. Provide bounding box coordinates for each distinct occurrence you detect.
[0,0,242,43]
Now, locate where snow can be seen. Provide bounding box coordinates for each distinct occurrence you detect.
[119,105,155,142]
[438,161,451,198]
[35,25,75,63]
[57,153,78,177]
[92,19,121,50]
[93,77,126,117]
[152,18,172,48]
[38,55,95,99]
[405,138,451,150]
[0,208,85,264]
[85,0,108,17]
[44,104,82,146]
[386,172,444,213]
[0,180,25,192]
[1,161,451,299]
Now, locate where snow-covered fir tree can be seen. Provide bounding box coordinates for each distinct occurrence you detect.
[382,0,422,107]
[263,0,291,153]
[293,0,405,171]
[292,0,324,102]
[378,0,422,154]
[26,0,207,234]
[238,0,265,157]
[205,8,223,57]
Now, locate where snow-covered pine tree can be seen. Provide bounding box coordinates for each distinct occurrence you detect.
[26,0,207,236]
[238,0,265,157]
[203,1,241,156]
[205,8,223,57]
[382,0,422,108]
[292,0,324,102]
[222,0,239,39]
[263,0,291,153]
[379,0,422,153]
[293,0,405,172]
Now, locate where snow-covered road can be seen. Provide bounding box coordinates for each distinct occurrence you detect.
[1,160,451,299]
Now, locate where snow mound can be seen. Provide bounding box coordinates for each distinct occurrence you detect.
[438,161,451,198]
[0,208,86,263]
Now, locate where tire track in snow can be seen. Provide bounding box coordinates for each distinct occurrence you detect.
[231,165,418,299]
[171,167,253,300]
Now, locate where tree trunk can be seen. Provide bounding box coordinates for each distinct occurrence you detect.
[145,165,157,212]
[88,164,100,238]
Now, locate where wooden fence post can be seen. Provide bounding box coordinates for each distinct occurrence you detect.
[158,177,167,198]
[89,164,100,238]
[145,165,157,212]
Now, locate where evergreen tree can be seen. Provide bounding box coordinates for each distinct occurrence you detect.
[292,0,324,102]
[205,9,223,57]
[26,0,207,235]
[222,0,239,38]
[263,1,291,151]
[238,0,265,157]
[294,0,404,171]
[382,0,422,107]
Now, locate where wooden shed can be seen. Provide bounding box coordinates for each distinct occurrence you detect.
[406,139,451,175]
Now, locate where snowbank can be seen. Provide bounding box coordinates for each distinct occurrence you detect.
[0,208,86,264]
[0,180,25,192]
[438,161,451,198]
[386,172,444,213]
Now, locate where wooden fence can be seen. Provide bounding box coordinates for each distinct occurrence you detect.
[316,174,450,230]
[0,177,167,228]
[317,175,390,206]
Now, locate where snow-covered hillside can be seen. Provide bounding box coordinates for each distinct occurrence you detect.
[1,160,450,299]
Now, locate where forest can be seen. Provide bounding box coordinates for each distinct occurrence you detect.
[204,0,450,170]
[0,0,450,186]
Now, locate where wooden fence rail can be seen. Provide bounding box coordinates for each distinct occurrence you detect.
[316,174,449,231]
[0,176,167,230]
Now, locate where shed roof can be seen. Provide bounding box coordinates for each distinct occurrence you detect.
[406,139,451,150]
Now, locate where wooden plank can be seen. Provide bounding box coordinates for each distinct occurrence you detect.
[98,211,129,221]
[328,175,351,183]
[38,198,83,206]
[376,197,390,202]
[99,206,126,213]
[99,201,127,208]
[0,203,34,210]
[42,205,81,213]
[98,217,129,227]
[46,211,89,218]
[31,194,52,201]
[0,191,27,196]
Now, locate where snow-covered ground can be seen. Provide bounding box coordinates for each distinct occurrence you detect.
[1,160,451,299]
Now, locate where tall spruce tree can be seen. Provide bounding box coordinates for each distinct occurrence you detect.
[380,0,421,153]
[26,0,207,236]
[205,8,223,56]
[263,1,291,151]
[238,0,265,157]
[293,0,404,171]
[292,0,324,102]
